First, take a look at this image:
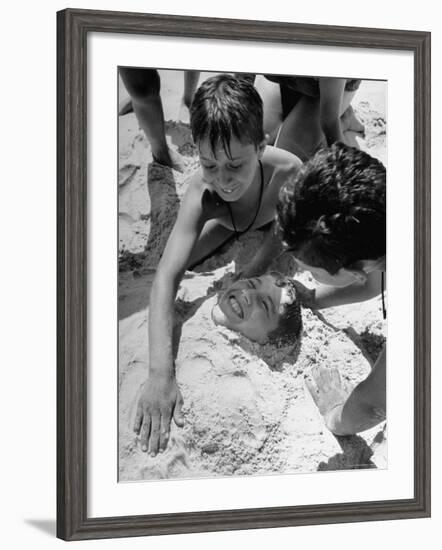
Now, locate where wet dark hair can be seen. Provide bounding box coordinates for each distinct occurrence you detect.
[276,143,386,274]
[267,300,302,346]
[266,274,302,346]
[190,74,265,157]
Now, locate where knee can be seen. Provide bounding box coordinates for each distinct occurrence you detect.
[119,68,161,101]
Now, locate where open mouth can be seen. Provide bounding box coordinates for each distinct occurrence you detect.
[228,295,244,319]
[219,184,238,195]
[219,291,246,321]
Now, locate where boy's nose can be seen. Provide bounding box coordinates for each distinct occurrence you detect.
[240,289,251,306]
[218,169,232,185]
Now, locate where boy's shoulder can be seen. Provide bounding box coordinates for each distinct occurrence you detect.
[183,167,213,200]
[186,166,204,187]
[262,145,302,182]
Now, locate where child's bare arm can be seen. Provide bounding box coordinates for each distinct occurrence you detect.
[238,222,284,278]
[310,270,383,310]
[307,347,386,435]
[134,183,206,456]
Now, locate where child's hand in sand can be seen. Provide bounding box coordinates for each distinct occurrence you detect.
[305,365,350,424]
[134,375,184,456]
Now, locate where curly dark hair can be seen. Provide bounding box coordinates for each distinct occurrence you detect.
[276,143,386,274]
[190,74,265,157]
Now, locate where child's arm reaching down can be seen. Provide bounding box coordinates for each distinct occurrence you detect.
[237,221,285,279]
[297,269,383,310]
[134,184,206,456]
[133,267,185,457]
[306,347,386,435]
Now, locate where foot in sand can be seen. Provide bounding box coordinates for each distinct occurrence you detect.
[119,97,134,116]
[178,100,192,125]
[153,147,185,173]
[341,105,365,135]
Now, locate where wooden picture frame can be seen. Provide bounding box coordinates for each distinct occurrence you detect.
[57,8,431,541]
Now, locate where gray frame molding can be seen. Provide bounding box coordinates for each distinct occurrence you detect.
[57,8,431,541]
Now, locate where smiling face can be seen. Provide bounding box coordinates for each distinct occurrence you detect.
[198,136,265,202]
[211,272,298,344]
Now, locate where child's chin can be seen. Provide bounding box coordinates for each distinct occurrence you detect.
[211,304,227,326]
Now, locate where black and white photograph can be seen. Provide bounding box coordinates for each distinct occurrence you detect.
[1,0,436,544]
[117,69,387,482]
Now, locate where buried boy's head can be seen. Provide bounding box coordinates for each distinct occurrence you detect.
[211,272,302,345]
[277,143,386,287]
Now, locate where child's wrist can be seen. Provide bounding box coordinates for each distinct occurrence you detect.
[324,403,349,435]
[149,361,175,378]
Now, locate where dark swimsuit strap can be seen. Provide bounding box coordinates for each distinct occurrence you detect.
[227,160,264,238]
[187,161,265,271]
[381,271,386,319]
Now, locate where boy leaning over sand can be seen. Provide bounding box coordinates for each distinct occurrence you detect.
[134,74,302,456]
[277,142,386,435]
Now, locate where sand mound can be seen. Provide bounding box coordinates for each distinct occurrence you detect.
[119,264,386,481]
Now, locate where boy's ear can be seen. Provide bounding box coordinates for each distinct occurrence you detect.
[258,136,268,158]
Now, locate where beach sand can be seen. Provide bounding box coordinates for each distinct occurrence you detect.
[118,72,387,482]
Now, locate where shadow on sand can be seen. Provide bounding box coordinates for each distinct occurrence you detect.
[118,161,180,321]
[317,434,376,471]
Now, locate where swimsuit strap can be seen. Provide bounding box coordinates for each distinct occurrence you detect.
[227,160,264,238]
[381,271,387,319]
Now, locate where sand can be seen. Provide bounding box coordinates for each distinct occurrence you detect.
[118,73,387,482]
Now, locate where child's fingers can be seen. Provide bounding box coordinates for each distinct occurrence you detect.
[305,376,320,406]
[173,394,185,428]
[133,403,143,434]
[310,365,322,384]
[317,365,334,390]
[140,417,151,452]
[330,367,342,386]
[159,413,171,453]
[148,415,161,457]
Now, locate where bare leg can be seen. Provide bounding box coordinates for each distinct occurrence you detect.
[187,220,235,269]
[254,75,284,144]
[119,95,134,116]
[179,70,201,123]
[276,91,363,160]
[341,105,365,134]
[342,130,360,149]
[340,94,365,149]
[119,68,184,172]
[276,96,324,161]
[340,91,365,134]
